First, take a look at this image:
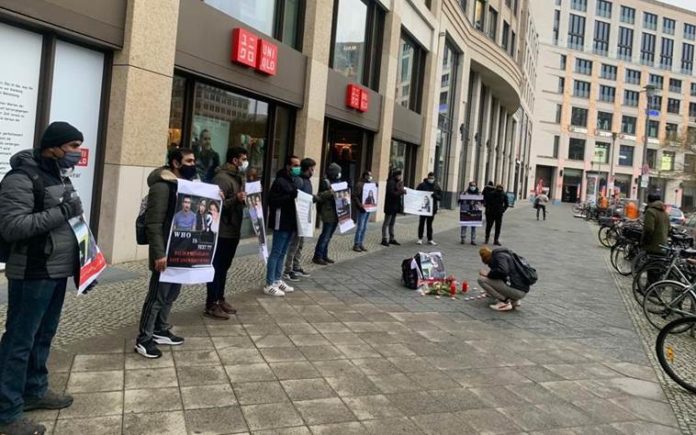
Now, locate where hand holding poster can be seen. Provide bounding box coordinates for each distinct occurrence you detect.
[295,190,315,237]
[160,180,222,284]
[245,181,269,263]
[362,182,378,212]
[69,215,106,295]
[459,194,484,227]
[332,181,355,233]
[403,188,433,216]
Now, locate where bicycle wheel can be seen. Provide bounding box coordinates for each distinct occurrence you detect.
[643,281,696,330]
[631,251,650,277]
[598,226,612,247]
[605,227,619,248]
[656,316,696,394]
[616,244,635,276]
[610,243,624,273]
[632,261,671,305]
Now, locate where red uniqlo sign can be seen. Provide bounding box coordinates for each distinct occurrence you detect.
[358,89,369,112]
[257,39,278,75]
[231,28,258,68]
[346,84,369,112]
[77,148,89,167]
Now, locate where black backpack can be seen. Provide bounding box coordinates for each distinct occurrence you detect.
[0,167,45,262]
[510,251,538,286]
[135,195,149,245]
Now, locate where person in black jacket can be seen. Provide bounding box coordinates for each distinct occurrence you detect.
[381,170,406,246]
[283,158,315,281]
[484,184,509,246]
[416,172,442,245]
[482,181,495,207]
[265,156,300,297]
[477,246,529,311]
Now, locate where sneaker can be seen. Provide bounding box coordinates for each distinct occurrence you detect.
[283,271,300,282]
[276,280,294,293]
[0,418,46,435]
[416,239,423,245]
[360,245,368,252]
[389,239,401,246]
[428,240,438,246]
[471,241,477,246]
[324,258,335,264]
[204,303,230,320]
[353,245,362,252]
[293,268,311,277]
[489,301,513,311]
[263,284,285,297]
[493,241,502,246]
[23,390,73,412]
[153,330,185,346]
[312,257,328,265]
[381,239,390,247]
[218,299,237,315]
[135,340,162,358]
[512,300,521,308]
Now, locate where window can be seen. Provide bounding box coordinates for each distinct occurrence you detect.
[502,21,509,50]
[666,123,679,141]
[692,83,696,97]
[660,37,674,70]
[510,31,516,57]
[650,95,662,111]
[622,115,637,135]
[618,27,634,61]
[553,136,560,158]
[573,80,591,98]
[597,111,613,130]
[331,0,384,88]
[620,6,635,24]
[599,85,615,102]
[395,32,425,112]
[596,0,612,18]
[600,64,617,80]
[568,138,586,160]
[682,43,694,74]
[647,120,659,138]
[668,78,682,94]
[690,102,696,118]
[558,77,565,93]
[474,0,485,30]
[625,68,641,84]
[594,142,610,163]
[649,73,663,89]
[568,14,586,50]
[686,23,696,41]
[488,7,498,40]
[560,54,567,69]
[661,151,675,171]
[663,17,675,35]
[553,10,561,45]
[647,149,657,169]
[459,0,468,14]
[593,20,611,55]
[571,0,587,12]
[643,12,657,30]
[624,90,639,106]
[571,107,588,126]
[619,145,634,166]
[436,41,459,185]
[575,58,593,75]
[641,33,656,65]
[555,104,563,123]
[685,154,696,174]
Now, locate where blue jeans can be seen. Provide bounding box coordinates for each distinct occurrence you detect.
[460,226,476,241]
[353,211,370,246]
[314,222,338,260]
[0,278,67,423]
[266,230,294,285]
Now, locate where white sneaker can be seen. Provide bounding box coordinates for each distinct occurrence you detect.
[276,280,294,293]
[512,300,521,308]
[428,240,438,246]
[263,284,285,297]
[489,301,513,311]
[416,239,423,245]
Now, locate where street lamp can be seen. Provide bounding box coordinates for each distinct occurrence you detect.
[639,84,658,205]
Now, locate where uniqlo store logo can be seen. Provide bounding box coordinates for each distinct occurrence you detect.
[231,28,278,76]
[345,84,369,112]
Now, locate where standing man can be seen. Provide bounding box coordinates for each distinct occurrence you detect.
[195,129,220,182]
[381,170,406,246]
[265,156,300,296]
[460,181,481,245]
[641,194,669,255]
[205,147,248,320]
[283,158,315,281]
[313,163,342,265]
[416,172,442,246]
[135,148,198,358]
[352,171,374,252]
[0,122,85,435]
[482,181,495,207]
[484,184,509,246]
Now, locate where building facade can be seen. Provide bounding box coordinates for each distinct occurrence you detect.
[0,0,534,264]
[531,0,696,208]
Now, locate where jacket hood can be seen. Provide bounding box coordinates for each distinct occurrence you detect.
[218,162,241,176]
[148,166,178,186]
[9,149,39,170]
[648,201,665,210]
[326,163,341,180]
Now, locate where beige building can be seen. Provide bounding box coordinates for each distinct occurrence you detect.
[530,0,696,208]
[0,0,535,265]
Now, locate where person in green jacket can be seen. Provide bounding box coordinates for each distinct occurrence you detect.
[641,193,669,254]
[313,163,341,265]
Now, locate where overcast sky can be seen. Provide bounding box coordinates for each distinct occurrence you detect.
[659,0,696,12]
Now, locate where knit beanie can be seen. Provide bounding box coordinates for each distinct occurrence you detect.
[40,122,84,149]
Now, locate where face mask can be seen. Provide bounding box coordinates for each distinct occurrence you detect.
[367,176,373,182]
[291,167,301,176]
[427,178,435,184]
[337,172,342,179]
[57,151,82,168]
[239,160,249,173]
[60,167,74,178]
[180,164,197,180]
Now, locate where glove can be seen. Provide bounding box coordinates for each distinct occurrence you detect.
[59,194,83,219]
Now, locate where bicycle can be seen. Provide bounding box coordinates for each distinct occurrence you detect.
[655,315,696,394]
[643,279,696,330]
[632,246,696,305]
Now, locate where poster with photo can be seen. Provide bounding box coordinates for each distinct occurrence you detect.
[418,252,446,281]
[459,194,484,227]
[69,215,106,295]
[362,182,378,213]
[160,180,222,284]
[245,180,268,263]
[295,190,315,238]
[403,188,433,216]
[332,181,355,233]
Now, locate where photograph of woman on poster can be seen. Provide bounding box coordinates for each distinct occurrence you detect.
[195,199,211,231]
[365,190,376,206]
[208,201,220,233]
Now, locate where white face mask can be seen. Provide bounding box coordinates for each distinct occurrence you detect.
[337,172,342,179]
[239,160,249,172]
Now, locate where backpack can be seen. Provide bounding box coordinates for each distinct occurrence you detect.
[510,251,538,286]
[135,195,149,245]
[0,167,46,262]
[401,257,421,289]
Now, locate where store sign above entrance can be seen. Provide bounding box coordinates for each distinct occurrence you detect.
[231,28,277,76]
[346,84,369,112]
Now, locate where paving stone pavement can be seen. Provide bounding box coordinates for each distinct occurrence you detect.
[4,204,690,434]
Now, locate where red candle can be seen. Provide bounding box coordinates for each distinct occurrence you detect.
[461,281,469,293]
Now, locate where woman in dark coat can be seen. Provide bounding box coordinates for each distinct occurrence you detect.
[381,170,406,246]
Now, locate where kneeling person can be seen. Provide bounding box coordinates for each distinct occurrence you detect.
[477,246,529,311]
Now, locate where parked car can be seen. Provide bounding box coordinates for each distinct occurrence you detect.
[665,204,686,226]
[677,213,696,238]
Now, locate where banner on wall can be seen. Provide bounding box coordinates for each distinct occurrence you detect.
[245,180,268,263]
[332,181,355,233]
[295,190,315,238]
[160,180,222,284]
[361,182,378,213]
[459,194,484,227]
[403,188,433,216]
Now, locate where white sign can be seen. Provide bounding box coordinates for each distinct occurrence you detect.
[361,182,378,212]
[245,180,268,263]
[403,188,433,216]
[332,181,355,233]
[295,190,315,238]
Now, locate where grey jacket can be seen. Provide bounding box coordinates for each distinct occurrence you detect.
[212,163,245,239]
[0,150,79,279]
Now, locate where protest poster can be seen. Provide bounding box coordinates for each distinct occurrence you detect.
[295,190,315,238]
[362,182,378,212]
[459,194,484,227]
[160,179,222,284]
[332,181,355,233]
[418,252,446,280]
[245,180,269,263]
[403,188,433,216]
[69,215,107,295]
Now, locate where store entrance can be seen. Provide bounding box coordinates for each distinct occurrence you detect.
[323,119,373,188]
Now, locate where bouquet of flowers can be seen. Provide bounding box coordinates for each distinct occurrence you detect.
[420,275,458,297]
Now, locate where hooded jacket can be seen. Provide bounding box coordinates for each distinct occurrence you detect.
[316,163,341,224]
[482,184,495,207]
[212,163,245,239]
[641,201,669,254]
[416,179,443,215]
[487,248,530,292]
[0,149,79,279]
[268,168,298,232]
[486,189,509,216]
[145,166,179,270]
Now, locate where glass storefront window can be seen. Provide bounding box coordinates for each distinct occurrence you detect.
[390,139,416,186]
[332,0,368,83]
[435,41,458,189]
[205,0,276,36]
[396,36,415,108]
[282,0,301,49]
[168,76,186,152]
[269,106,292,181]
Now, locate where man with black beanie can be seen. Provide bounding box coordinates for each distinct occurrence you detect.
[0,121,85,435]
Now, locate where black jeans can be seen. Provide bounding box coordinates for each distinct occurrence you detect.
[206,237,240,308]
[137,272,182,343]
[536,205,546,220]
[485,212,503,242]
[418,216,434,241]
[0,278,67,424]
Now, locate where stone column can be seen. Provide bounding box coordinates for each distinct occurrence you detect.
[485,98,500,184]
[465,73,482,186]
[476,88,492,186]
[97,0,180,263]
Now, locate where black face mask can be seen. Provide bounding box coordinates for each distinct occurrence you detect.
[58,151,82,168]
[180,164,197,180]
